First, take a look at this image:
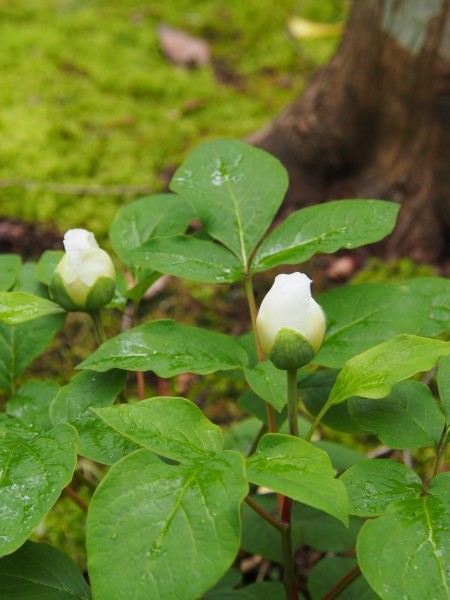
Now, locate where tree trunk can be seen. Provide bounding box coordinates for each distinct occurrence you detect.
[249,0,450,261]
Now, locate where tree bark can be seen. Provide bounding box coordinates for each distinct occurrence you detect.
[249,0,450,261]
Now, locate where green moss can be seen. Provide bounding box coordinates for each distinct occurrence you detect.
[0,0,347,240]
[351,257,435,285]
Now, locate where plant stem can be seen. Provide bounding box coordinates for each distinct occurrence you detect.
[321,565,361,600]
[432,425,449,480]
[73,470,97,493]
[287,369,299,437]
[244,496,287,532]
[90,310,107,346]
[281,519,298,600]
[244,274,277,433]
[279,370,300,599]
[247,423,268,457]
[136,370,146,400]
[90,309,128,403]
[63,486,89,513]
[305,402,330,442]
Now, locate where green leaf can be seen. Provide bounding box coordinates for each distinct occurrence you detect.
[87,448,248,600]
[357,473,450,600]
[315,283,430,368]
[131,235,244,283]
[95,397,223,462]
[348,381,446,448]
[252,200,399,272]
[0,292,65,325]
[296,505,361,552]
[49,370,136,465]
[0,255,21,291]
[223,417,262,454]
[170,139,288,267]
[244,360,287,412]
[405,277,450,337]
[205,582,294,600]
[438,355,450,422]
[204,566,242,595]
[124,268,161,302]
[237,390,288,429]
[308,557,378,600]
[246,434,348,524]
[301,369,360,433]
[312,441,366,472]
[109,193,194,268]
[0,540,91,599]
[243,582,291,600]
[328,335,450,406]
[78,319,248,376]
[0,424,78,557]
[6,380,60,436]
[15,262,49,297]
[0,315,65,397]
[340,459,423,517]
[36,251,64,286]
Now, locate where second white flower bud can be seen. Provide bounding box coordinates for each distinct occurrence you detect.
[256,272,326,370]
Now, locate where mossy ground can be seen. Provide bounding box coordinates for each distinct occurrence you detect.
[0,0,347,240]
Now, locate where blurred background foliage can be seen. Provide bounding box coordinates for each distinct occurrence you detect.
[0,0,348,238]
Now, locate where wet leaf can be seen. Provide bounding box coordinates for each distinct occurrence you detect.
[405,277,450,337]
[36,250,64,286]
[0,424,78,557]
[244,360,287,412]
[348,381,446,448]
[78,319,248,376]
[109,193,194,270]
[246,434,348,524]
[437,355,450,422]
[315,283,430,368]
[0,255,21,291]
[300,369,360,433]
[6,380,60,436]
[252,200,399,272]
[95,397,223,462]
[50,370,135,465]
[340,459,423,517]
[357,473,450,600]
[131,235,244,283]
[0,315,65,397]
[170,139,288,268]
[295,505,361,552]
[0,540,91,599]
[0,292,65,325]
[328,335,450,406]
[87,449,247,600]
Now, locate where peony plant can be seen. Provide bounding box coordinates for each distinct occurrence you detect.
[0,139,449,600]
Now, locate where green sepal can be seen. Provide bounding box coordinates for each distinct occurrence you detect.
[49,271,80,312]
[84,276,116,311]
[50,272,115,312]
[269,327,314,370]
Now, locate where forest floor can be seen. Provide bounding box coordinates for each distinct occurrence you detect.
[0,0,347,241]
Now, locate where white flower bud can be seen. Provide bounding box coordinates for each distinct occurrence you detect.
[256,273,326,370]
[50,229,116,311]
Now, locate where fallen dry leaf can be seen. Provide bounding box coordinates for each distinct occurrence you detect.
[157,23,211,68]
[287,16,344,39]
